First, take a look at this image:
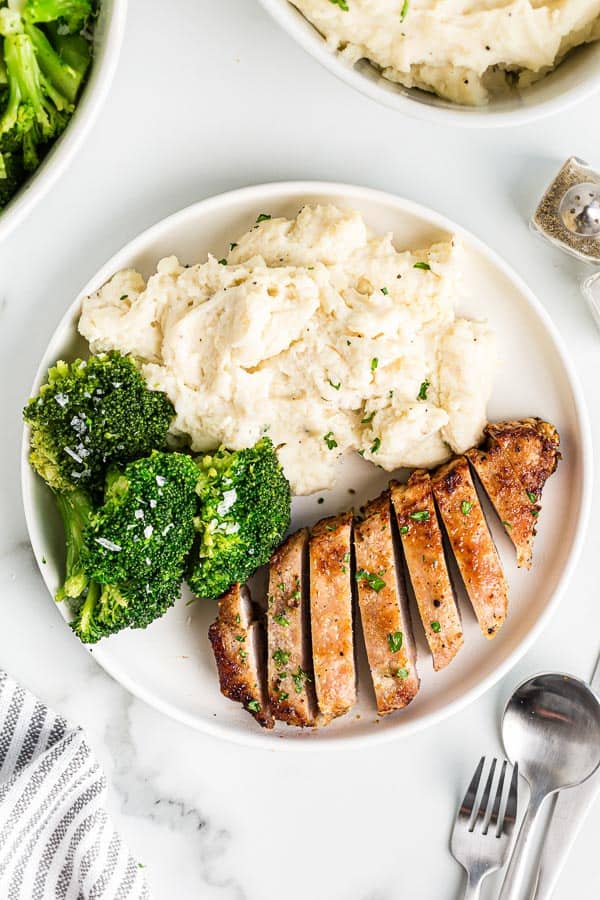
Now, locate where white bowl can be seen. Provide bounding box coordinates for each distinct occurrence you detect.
[0,0,127,243]
[22,182,592,749]
[259,0,600,127]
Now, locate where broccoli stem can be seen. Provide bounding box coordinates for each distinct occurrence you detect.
[25,23,83,103]
[54,488,93,601]
[74,579,100,637]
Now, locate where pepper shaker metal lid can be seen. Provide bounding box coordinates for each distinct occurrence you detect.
[531,157,600,264]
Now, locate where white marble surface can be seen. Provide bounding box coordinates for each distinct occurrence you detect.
[1,1,600,897]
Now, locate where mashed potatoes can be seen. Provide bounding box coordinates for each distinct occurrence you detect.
[292,0,600,105]
[79,205,495,495]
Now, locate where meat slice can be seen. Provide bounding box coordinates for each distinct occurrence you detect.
[208,583,274,729]
[309,512,356,723]
[431,457,508,639]
[267,529,318,727]
[354,493,420,714]
[484,419,560,501]
[391,471,463,671]
[466,445,539,569]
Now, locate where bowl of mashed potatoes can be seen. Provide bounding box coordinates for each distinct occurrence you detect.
[259,0,600,125]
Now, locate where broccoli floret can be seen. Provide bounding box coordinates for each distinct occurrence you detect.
[54,452,198,644]
[188,437,291,600]
[23,352,175,497]
[83,451,199,585]
[71,563,185,644]
[23,0,93,34]
[0,0,93,210]
[0,30,71,174]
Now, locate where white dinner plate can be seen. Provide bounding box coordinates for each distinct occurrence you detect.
[21,182,592,750]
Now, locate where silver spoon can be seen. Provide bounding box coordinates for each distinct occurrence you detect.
[498,672,600,900]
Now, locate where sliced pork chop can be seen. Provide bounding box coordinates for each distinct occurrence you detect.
[267,529,318,727]
[309,511,356,723]
[354,493,420,714]
[466,445,539,569]
[390,471,463,671]
[431,457,508,639]
[484,419,561,501]
[208,583,274,729]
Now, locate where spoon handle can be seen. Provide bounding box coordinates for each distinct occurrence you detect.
[498,792,546,900]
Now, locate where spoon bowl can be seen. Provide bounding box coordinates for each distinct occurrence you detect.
[498,672,600,900]
[503,672,600,794]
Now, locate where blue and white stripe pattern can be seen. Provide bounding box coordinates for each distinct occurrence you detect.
[0,670,149,899]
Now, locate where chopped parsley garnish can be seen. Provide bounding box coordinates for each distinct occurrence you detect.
[218,258,227,265]
[370,437,381,454]
[431,621,441,633]
[256,213,271,223]
[292,589,301,600]
[371,357,379,371]
[273,614,289,627]
[343,552,350,563]
[461,501,473,516]
[329,0,349,8]
[381,287,389,295]
[278,691,289,701]
[291,667,311,693]
[234,634,246,642]
[527,491,537,503]
[361,411,376,425]
[235,614,241,624]
[395,667,409,679]
[502,520,512,528]
[239,650,248,660]
[399,525,409,535]
[417,380,430,401]
[230,242,238,251]
[247,699,261,712]
[273,649,291,669]
[329,379,341,390]
[323,431,338,450]
[531,508,539,517]
[409,510,430,522]
[119,294,128,301]
[399,0,409,21]
[413,261,431,270]
[387,631,403,653]
[278,582,285,592]
[356,569,386,592]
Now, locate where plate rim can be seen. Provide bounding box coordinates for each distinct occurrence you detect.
[21,180,594,751]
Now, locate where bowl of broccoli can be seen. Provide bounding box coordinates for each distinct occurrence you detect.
[0,0,127,242]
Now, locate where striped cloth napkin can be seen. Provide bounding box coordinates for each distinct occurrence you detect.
[0,669,150,899]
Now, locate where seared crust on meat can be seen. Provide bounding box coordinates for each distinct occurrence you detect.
[309,512,356,723]
[208,583,274,729]
[431,457,508,639]
[354,493,420,714]
[466,446,539,569]
[391,471,463,670]
[484,419,560,500]
[267,529,318,727]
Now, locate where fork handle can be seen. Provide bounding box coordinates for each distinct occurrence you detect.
[462,872,484,900]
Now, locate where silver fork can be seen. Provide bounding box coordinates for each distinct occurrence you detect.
[451,756,519,900]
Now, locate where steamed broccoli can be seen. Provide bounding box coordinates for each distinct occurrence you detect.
[0,0,92,211]
[23,352,175,497]
[68,452,199,644]
[188,437,291,600]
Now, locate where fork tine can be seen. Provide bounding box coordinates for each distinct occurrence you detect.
[485,759,507,836]
[500,761,519,838]
[458,756,485,822]
[471,757,497,832]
